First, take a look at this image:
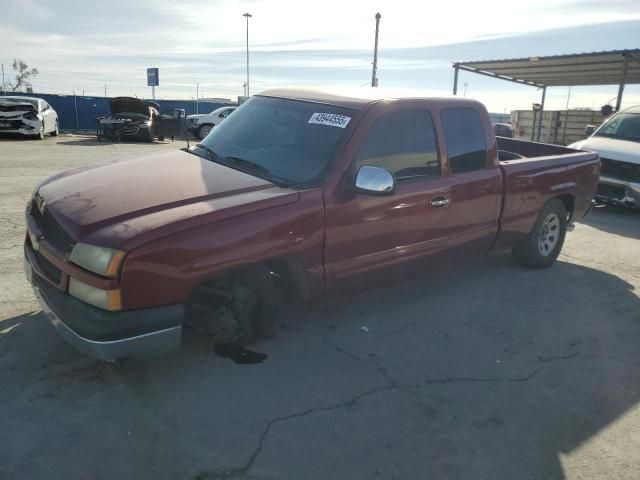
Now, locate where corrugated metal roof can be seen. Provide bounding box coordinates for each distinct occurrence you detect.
[455,49,640,87]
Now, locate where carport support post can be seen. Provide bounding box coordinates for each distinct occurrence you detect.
[615,53,629,112]
[453,64,459,95]
[536,86,546,142]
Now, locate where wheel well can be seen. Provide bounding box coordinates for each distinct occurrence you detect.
[554,194,575,222]
[187,257,308,306]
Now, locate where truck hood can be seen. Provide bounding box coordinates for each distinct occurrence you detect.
[37,150,300,250]
[110,97,155,116]
[570,136,640,165]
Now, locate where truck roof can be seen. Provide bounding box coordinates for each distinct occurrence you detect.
[621,105,640,114]
[257,87,480,110]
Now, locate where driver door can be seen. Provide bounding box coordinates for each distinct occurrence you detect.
[154,109,184,138]
[324,104,452,293]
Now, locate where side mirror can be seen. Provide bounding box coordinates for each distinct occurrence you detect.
[584,124,596,136]
[219,113,225,118]
[355,166,396,195]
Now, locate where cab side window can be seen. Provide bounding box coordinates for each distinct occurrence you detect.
[355,109,440,182]
[441,108,488,174]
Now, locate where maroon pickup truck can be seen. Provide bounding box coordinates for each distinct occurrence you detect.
[24,88,600,360]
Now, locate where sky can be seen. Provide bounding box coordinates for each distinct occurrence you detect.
[1,0,640,113]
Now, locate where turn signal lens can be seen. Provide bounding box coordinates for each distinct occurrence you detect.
[68,278,122,311]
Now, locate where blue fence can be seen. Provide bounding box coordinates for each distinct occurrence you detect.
[2,92,233,131]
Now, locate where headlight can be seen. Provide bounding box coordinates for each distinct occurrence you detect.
[69,243,126,277]
[69,278,122,311]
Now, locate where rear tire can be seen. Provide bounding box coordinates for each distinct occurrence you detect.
[512,198,567,269]
[51,120,59,136]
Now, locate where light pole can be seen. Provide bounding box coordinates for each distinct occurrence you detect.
[243,12,252,96]
[463,82,468,97]
[371,12,381,87]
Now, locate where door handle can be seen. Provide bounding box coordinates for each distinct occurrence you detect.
[430,196,450,207]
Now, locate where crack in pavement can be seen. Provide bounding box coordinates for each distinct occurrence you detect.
[537,352,580,362]
[210,331,582,478]
[223,368,545,478]
[222,326,579,478]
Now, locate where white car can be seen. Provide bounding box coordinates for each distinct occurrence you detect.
[0,96,59,139]
[186,106,236,139]
[569,105,640,208]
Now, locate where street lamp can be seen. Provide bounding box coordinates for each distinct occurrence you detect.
[243,12,252,96]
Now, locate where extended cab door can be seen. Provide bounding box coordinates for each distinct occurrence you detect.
[436,106,502,260]
[324,102,454,292]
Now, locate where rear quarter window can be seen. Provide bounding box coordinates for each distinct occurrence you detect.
[441,108,488,174]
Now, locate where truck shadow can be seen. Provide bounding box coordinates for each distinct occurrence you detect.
[581,204,640,239]
[1,256,639,479]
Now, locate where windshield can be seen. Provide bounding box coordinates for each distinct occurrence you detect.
[199,96,356,185]
[594,112,640,143]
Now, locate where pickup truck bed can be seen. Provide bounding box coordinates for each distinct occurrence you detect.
[24,88,600,359]
[494,137,600,250]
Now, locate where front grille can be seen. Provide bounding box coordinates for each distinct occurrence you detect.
[597,183,625,200]
[35,250,62,284]
[29,200,75,254]
[600,158,640,183]
[0,119,28,130]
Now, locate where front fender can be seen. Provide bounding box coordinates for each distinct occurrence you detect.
[118,189,325,309]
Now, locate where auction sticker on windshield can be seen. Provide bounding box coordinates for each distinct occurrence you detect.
[308,113,351,128]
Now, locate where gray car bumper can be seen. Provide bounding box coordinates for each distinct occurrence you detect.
[26,257,183,361]
[596,175,640,208]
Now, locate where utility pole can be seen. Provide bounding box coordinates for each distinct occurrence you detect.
[104,84,107,97]
[196,83,199,114]
[463,82,468,97]
[371,12,381,87]
[1,64,4,93]
[243,12,252,96]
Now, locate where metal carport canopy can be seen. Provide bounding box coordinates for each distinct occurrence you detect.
[452,49,640,140]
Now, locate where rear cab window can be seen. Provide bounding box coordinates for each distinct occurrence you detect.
[441,108,488,174]
[355,109,441,182]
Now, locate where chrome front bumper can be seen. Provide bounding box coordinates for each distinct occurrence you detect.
[597,175,640,208]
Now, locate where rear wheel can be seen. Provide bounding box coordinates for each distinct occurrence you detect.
[512,198,567,269]
[186,265,279,344]
[51,120,59,136]
[197,124,213,139]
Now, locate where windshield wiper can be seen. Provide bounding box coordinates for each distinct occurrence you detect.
[223,156,293,187]
[185,147,293,187]
[194,144,223,162]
